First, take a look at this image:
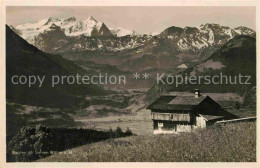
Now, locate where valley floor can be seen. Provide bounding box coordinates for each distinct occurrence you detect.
[75,109,153,135]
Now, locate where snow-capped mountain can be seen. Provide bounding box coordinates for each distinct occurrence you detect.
[34,23,68,52]
[62,16,113,37]
[234,26,256,36]
[14,16,156,45]
[109,27,138,37]
[150,32,160,36]
[199,23,237,44]
[15,16,113,44]
[158,23,255,53]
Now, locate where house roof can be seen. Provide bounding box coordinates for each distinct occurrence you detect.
[199,114,225,121]
[222,107,242,117]
[147,95,208,111]
[169,95,206,105]
[147,94,238,121]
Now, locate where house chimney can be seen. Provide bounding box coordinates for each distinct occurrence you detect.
[194,89,200,98]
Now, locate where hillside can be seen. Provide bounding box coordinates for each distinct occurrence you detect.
[145,35,256,106]
[6,25,106,108]
[38,122,256,162]
[242,87,256,110]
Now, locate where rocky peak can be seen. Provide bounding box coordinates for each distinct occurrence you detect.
[85,16,98,25]
[87,16,97,21]
[44,17,61,26]
[64,16,76,22]
[91,23,113,37]
[200,23,221,29]
[50,23,59,28]
[160,26,184,37]
[234,26,255,36]
[183,27,199,34]
[43,23,61,33]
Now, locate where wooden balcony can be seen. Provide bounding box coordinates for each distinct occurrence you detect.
[151,112,191,122]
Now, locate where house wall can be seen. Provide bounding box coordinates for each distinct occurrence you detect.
[195,115,207,128]
[177,124,192,132]
[153,120,192,134]
[150,108,209,134]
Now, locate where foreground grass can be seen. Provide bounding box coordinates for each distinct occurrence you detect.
[38,122,256,162]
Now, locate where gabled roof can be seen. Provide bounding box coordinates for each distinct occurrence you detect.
[169,95,206,105]
[198,106,239,121]
[147,95,208,111]
[199,114,225,121]
[147,94,238,120]
[222,107,242,117]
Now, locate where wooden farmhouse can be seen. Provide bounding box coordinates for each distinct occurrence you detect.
[147,89,238,134]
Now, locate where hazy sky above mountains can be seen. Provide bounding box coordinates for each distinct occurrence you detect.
[7,6,256,33]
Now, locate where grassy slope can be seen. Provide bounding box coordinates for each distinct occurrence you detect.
[39,122,255,162]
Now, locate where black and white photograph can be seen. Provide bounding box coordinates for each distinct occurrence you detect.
[0,1,258,167]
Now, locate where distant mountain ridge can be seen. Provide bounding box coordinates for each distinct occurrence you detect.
[12,17,255,54]
[11,17,256,75]
[160,23,255,49]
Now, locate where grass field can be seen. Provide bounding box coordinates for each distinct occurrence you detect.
[38,122,256,162]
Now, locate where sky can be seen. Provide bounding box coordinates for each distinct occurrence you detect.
[6,6,256,33]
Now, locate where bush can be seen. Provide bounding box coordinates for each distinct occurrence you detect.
[7,125,134,162]
[115,126,123,137]
[125,127,133,136]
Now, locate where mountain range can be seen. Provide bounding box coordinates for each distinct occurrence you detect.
[11,16,255,51]
[12,16,255,54]
[145,35,256,106]
[9,17,256,89]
